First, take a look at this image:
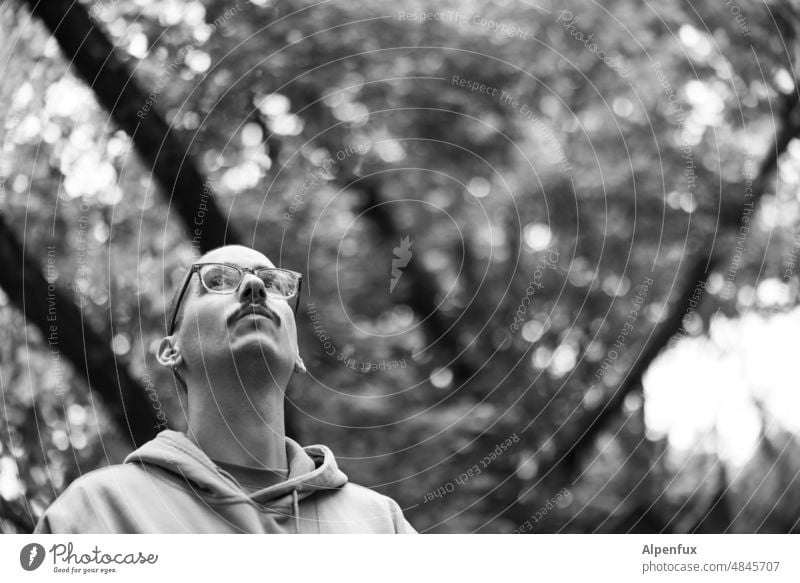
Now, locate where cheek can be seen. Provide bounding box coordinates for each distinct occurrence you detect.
[285,325,298,348]
[271,305,297,346]
[280,307,298,343]
[179,299,228,347]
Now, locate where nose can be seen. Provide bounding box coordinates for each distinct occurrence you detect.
[238,273,267,303]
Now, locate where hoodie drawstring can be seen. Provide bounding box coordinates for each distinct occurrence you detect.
[292,489,300,533]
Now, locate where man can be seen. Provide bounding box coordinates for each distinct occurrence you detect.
[35,245,416,533]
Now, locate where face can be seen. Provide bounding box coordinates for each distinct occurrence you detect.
[169,245,299,388]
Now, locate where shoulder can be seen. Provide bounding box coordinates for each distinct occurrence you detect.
[34,463,166,534]
[55,463,154,499]
[338,482,397,505]
[38,463,145,513]
[316,482,418,533]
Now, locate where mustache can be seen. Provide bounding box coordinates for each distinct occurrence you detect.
[227,302,281,327]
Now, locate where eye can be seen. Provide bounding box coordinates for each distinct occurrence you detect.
[259,270,296,296]
[201,265,239,291]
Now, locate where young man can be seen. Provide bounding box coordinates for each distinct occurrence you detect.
[35,245,416,533]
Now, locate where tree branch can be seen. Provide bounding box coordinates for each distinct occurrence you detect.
[522,83,800,506]
[23,0,239,252]
[0,216,160,447]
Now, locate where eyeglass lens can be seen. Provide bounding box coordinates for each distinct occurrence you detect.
[199,264,298,297]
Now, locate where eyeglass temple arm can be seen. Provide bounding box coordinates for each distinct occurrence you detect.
[294,277,303,314]
[168,267,196,335]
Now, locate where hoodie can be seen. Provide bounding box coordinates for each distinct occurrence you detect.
[34,430,416,534]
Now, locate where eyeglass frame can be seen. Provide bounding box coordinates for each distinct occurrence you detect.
[167,262,303,335]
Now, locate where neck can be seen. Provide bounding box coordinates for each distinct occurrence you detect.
[184,369,288,471]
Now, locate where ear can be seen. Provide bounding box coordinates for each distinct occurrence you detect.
[156,336,183,369]
[293,353,306,375]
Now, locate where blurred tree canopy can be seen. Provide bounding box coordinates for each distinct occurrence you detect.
[1,0,800,533]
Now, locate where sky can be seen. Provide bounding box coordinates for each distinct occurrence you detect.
[645,298,800,467]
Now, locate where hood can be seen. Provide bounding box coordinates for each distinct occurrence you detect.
[124,430,348,516]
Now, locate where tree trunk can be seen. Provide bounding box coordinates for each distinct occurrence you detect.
[23,0,238,253]
[0,216,160,447]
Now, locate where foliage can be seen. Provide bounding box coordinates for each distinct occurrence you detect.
[1,0,800,533]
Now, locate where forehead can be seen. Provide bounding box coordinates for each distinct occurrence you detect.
[199,245,274,268]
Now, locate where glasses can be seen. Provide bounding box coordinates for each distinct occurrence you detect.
[168,262,303,334]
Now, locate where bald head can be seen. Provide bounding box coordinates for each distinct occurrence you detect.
[200,245,274,267]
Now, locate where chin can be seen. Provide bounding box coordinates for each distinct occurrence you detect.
[229,333,279,357]
[229,336,291,372]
